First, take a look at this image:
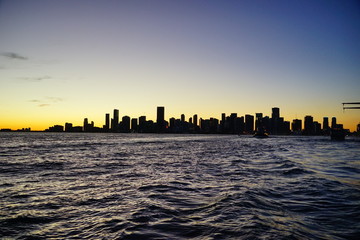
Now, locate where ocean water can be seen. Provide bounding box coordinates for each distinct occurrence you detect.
[0,133,359,240]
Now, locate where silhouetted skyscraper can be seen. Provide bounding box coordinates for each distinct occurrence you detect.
[84,118,88,132]
[220,113,226,133]
[323,117,329,130]
[139,116,146,133]
[331,117,337,129]
[292,119,302,132]
[271,107,282,134]
[105,113,110,131]
[272,107,280,119]
[263,116,271,133]
[304,115,314,135]
[193,114,198,127]
[235,117,244,134]
[65,122,73,132]
[121,116,130,133]
[181,114,185,122]
[313,121,321,135]
[112,109,119,132]
[169,117,175,130]
[255,113,263,131]
[323,117,329,134]
[157,106,165,133]
[230,113,237,134]
[131,118,138,132]
[245,114,254,134]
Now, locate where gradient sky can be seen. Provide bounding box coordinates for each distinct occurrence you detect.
[0,0,359,131]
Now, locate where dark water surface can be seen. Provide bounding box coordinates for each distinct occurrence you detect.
[1,133,359,239]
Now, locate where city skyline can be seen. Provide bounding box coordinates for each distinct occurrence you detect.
[3,105,355,135]
[0,103,359,132]
[1,1,359,131]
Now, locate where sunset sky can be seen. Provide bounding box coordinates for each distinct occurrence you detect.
[0,0,359,131]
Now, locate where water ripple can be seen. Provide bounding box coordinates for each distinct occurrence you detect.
[0,133,359,239]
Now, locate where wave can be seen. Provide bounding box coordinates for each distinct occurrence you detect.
[1,134,360,239]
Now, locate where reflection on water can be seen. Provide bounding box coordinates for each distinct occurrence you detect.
[0,133,359,239]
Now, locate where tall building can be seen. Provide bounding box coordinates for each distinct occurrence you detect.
[181,114,185,122]
[112,109,119,132]
[121,116,131,133]
[83,118,88,132]
[220,113,226,133]
[255,113,263,131]
[331,117,337,129]
[313,121,321,135]
[323,117,329,134]
[292,119,302,132]
[193,114,198,127]
[157,106,165,133]
[138,116,146,133]
[230,113,237,134]
[272,107,280,119]
[169,117,175,130]
[262,116,271,133]
[104,113,110,131]
[304,115,314,135]
[235,117,245,134]
[245,114,254,134]
[271,107,281,134]
[323,117,329,130]
[131,118,138,132]
[65,122,73,132]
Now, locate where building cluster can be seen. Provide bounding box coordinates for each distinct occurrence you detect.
[0,127,31,132]
[44,106,353,135]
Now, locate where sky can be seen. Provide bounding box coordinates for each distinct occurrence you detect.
[0,0,359,131]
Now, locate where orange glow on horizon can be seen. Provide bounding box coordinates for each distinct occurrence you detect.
[1,107,359,132]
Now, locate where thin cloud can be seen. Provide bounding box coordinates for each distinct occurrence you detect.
[28,97,64,107]
[38,104,50,107]
[19,76,51,82]
[1,52,28,60]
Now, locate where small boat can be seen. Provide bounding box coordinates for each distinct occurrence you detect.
[330,128,346,141]
[254,126,269,138]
